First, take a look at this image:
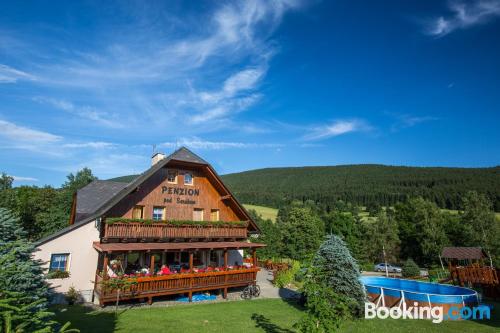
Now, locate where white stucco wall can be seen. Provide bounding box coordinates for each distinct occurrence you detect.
[34,221,100,302]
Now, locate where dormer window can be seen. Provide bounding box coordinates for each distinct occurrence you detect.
[184,172,193,185]
[167,170,177,184]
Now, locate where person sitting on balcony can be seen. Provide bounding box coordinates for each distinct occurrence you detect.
[159,265,172,275]
[107,262,118,278]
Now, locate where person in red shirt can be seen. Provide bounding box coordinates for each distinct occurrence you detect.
[160,265,171,275]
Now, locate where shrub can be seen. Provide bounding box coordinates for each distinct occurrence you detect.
[402,259,420,278]
[273,260,301,288]
[47,270,70,279]
[274,269,294,288]
[359,261,374,272]
[295,279,352,332]
[104,218,247,227]
[65,286,81,305]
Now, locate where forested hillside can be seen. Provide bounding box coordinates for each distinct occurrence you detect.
[220,165,500,211]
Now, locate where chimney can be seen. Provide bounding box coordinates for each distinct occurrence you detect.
[151,152,166,166]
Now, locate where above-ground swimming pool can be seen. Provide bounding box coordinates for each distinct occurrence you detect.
[360,276,478,314]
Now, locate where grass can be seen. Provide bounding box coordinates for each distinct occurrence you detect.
[243,204,278,222]
[54,299,499,333]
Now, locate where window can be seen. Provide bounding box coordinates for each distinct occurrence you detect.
[132,206,144,219]
[210,250,219,265]
[167,170,177,184]
[152,207,165,221]
[184,172,193,185]
[210,209,219,221]
[49,253,69,272]
[193,208,204,221]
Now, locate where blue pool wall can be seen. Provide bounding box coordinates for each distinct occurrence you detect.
[360,276,478,304]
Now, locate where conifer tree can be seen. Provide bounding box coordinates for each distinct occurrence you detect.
[0,208,50,301]
[297,235,366,332]
[0,208,65,332]
[309,234,365,316]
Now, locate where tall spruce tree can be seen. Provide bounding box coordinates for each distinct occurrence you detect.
[310,235,365,315]
[297,235,366,332]
[0,208,56,332]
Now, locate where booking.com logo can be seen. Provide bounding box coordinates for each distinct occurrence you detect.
[365,302,490,323]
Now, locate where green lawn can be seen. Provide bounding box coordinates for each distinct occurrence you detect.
[243,204,278,222]
[54,299,499,333]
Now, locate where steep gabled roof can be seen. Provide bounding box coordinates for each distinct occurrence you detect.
[168,146,209,164]
[36,147,258,245]
[75,180,128,223]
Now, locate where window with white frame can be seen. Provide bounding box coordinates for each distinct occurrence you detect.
[210,209,219,221]
[153,207,165,221]
[184,172,193,185]
[49,253,69,272]
[167,170,177,184]
[193,208,204,221]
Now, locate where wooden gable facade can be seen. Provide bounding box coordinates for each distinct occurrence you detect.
[106,163,240,222]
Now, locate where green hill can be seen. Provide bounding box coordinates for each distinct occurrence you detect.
[220,165,500,211]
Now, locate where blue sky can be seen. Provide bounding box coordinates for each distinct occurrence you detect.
[1,0,499,187]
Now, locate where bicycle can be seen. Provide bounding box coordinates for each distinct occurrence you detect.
[241,283,261,299]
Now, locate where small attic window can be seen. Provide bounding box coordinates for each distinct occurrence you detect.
[184,172,193,185]
[167,170,177,184]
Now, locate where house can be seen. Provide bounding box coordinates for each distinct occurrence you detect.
[34,147,265,305]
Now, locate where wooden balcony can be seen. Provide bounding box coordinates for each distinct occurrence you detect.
[103,222,248,241]
[94,268,259,305]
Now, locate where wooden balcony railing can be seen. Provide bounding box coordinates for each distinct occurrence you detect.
[103,222,248,240]
[94,268,259,305]
[450,265,499,286]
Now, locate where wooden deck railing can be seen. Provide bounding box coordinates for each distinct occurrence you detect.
[103,222,247,240]
[450,265,499,286]
[94,268,259,305]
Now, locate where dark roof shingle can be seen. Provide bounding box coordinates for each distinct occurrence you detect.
[168,146,208,164]
[441,247,487,260]
[75,180,129,223]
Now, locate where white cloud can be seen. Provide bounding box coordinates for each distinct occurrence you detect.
[391,114,439,131]
[55,153,147,178]
[33,97,123,128]
[159,137,283,150]
[303,120,371,141]
[1,1,303,132]
[0,119,62,143]
[0,64,36,83]
[426,0,500,37]
[62,141,118,149]
[11,176,39,182]
[184,67,265,123]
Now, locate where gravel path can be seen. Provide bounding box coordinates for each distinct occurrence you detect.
[257,269,300,300]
